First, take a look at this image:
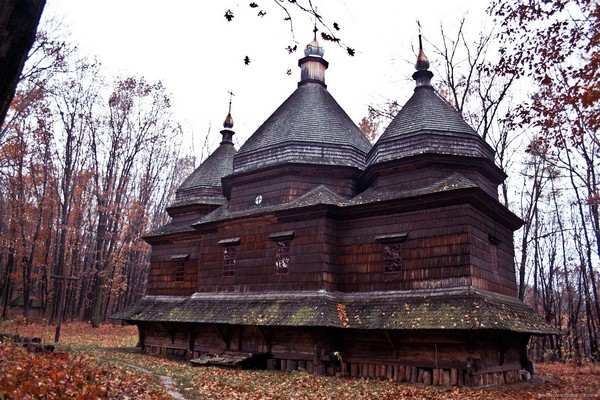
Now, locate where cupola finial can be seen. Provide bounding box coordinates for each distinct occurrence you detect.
[221,90,235,144]
[412,34,434,88]
[298,29,329,87]
[223,90,234,129]
[415,34,430,71]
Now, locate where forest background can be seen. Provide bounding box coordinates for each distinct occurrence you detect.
[0,0,598,364]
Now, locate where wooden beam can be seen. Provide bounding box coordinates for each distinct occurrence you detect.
[214,325,230,350]
[255,326,271,352]
[188,325,196,357]
[160,323,175,344]
[383,330,398,356]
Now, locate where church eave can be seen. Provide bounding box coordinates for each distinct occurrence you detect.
[344,184,523,231]
[112,288,557,334]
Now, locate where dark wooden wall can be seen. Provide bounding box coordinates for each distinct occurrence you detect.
[226,167,358,212]
[147,238,200,296]
[335,203,517,296]
[196,213,336,292]
[148,201,517,296]
[137,322,528,387]
[371,164,500,201]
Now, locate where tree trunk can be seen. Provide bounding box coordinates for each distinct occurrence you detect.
[0,0,46,127]
[1,252,14,320]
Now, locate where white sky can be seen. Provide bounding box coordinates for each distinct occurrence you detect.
[42,0,490,158]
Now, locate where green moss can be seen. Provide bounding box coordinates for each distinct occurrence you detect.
[167,307,195,321]
[290,306,316,326]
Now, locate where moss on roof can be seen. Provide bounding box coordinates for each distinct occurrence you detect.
[113,287,558,335]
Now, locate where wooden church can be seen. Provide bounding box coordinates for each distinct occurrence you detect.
[114,35,555,386]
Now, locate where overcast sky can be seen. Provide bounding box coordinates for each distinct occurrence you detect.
[43,0,490,157]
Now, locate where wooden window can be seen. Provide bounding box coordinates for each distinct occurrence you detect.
[270,231,294,275]
[170,254,189,282]
[222,246,237,277]
[375,233,408,274]
[218,238,240,277]
[274,241,290,274]
[383,243,402,273]
[174,261,185,282]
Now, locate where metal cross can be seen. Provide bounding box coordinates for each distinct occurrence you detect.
[227,90,235,114]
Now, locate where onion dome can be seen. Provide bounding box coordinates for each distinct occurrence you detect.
[223,112,234,129]
[221,92,235,143]
[415,34,430,70]
[304,37,325,58]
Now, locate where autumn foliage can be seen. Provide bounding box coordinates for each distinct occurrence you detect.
[1,321,600,399]
[0,343,170,399]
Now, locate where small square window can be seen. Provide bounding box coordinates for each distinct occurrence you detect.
[174,260,185,282]
[383,243,402,273]
[223,246,236,277]
[275,240,290,274]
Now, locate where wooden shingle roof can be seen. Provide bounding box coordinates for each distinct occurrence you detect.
[233,82,372,173]
[367,86,495,166]
[174,140,237,204]
[113,287,557,335]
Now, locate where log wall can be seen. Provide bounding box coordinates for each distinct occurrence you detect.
[136,322,528,387]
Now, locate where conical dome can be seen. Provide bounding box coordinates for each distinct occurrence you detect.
[367,38,494,167]
[233,35,371,174]
[173,111,237,207]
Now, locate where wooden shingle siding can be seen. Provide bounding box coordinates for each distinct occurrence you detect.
[197,216,336,292]
[147,239,200,296]
[228,169,357,212]
[368,161,500,201]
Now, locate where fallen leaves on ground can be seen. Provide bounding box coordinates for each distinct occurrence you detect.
[0,342,170,399]
[1,321,599,400]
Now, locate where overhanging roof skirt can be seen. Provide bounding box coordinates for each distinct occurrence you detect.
[112,288,557,335]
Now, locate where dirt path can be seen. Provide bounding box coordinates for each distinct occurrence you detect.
[157,374,187,400]
[117,361,187,400]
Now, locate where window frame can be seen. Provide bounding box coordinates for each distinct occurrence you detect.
[375,233,408,274]
[222,246,237,277]
[218,238,241,277]
[274,240,291,274]
[174,260,186,282]
[170,254,189,283]
[269,231,294,275]
[488,234,502,274]
[382,243,403,273]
